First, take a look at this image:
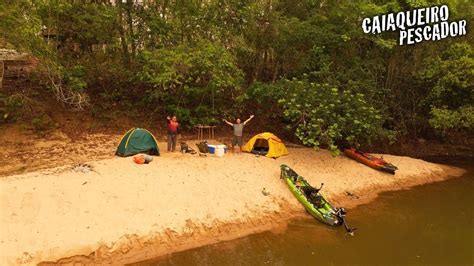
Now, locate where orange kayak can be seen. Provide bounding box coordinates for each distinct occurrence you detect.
[343,147,398,174]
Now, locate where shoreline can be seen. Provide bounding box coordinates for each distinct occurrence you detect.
[47,169,464,266]
[42,207,304,265]
[0,146,465,265]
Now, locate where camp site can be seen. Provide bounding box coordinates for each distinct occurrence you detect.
[1,1,473,265]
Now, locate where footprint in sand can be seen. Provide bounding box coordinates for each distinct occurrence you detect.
[20,192,41,223]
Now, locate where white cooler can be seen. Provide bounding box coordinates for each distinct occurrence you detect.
[215,145,227,157]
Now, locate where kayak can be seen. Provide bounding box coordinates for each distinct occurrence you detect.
[280,164,343,226]
[343,147,398,174]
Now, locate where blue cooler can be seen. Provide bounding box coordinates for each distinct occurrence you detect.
[207,144,216,154]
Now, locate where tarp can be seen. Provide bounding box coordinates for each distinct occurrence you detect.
[242,132,289,158]
[116,128,160,157]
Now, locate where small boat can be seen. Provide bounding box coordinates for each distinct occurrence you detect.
[280,165,355,233]
[343,147,398,174]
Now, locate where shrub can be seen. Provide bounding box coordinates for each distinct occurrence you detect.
[277,78,389,153]
[0,93,27,123]
[429,106,474,136]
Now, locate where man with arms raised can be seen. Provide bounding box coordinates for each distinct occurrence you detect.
[223,115,255,152]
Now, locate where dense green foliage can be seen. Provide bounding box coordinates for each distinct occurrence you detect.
[1,0,473,147]
[417,43,474,136]
[278,79,388,153]
[0,93,26,123]
[137,41,243,126]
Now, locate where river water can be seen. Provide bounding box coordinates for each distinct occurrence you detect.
[133,161,473,265]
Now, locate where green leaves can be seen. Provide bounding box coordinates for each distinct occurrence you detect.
[417,42,474,136]
[429,106,474,136]
[0,93,27,124]
[0,0,45,54]
[277,78,386,153]
[137,41,243,126]
[63,65,87,92]
[420,43,473,109]
[1,0,472,144]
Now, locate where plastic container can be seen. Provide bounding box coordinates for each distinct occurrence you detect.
[207,144,216,154]
[219,144,228,153]
[215,145,226,157]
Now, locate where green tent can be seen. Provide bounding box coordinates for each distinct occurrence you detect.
[116,128,160,157]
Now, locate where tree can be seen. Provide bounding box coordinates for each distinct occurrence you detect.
[418,42,474,136]
[277,78,389,153]
[137,41,243,126]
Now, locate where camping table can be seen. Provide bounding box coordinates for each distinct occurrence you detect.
[195,125,216,141]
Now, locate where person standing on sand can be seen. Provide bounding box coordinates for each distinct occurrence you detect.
[166,115,180,152]
[223,115,255,152]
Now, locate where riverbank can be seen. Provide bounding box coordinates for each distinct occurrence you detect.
[0,145,465,265]
[1,125,472,178]
[135,169,473,266]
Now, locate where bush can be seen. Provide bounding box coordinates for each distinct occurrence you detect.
[0,93,27,123]
[31,113,55,132]
[277,78,389,153]
[418,42,474,138]
[63,65,88,92]
[429,106,474,136]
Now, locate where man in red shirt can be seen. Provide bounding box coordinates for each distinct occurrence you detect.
[166,115,180,152]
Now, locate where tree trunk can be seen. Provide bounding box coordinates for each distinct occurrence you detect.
[126,0,136,58]
[118,3,130,63]
[0,60,4,89]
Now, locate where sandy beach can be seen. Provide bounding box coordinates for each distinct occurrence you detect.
[0,142,465,265]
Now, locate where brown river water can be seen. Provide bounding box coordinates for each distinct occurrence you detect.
[131,160,473,266]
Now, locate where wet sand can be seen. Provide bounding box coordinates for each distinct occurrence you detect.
[0,144,464,265]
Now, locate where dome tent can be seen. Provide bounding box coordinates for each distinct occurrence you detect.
[242,132,288,158]
[116,128,160,157]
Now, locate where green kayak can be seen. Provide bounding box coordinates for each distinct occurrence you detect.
[280,164,352,230]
